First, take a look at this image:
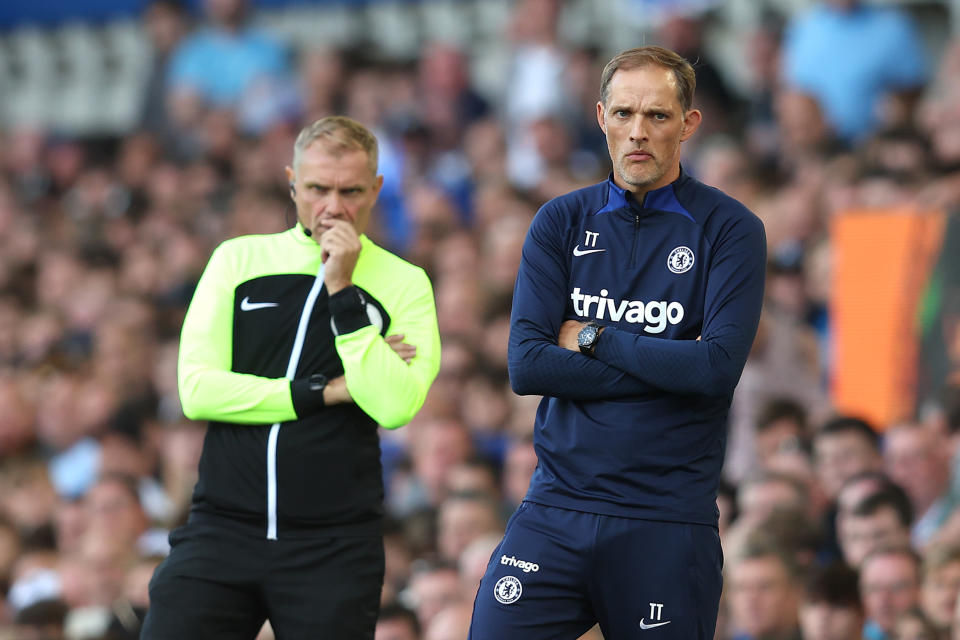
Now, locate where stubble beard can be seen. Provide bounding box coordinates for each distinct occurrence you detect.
[617,155,663,191]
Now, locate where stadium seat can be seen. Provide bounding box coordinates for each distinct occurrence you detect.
[364,2,421,59]
[418,0,472,46]
[4,26,57,127]
[99,20,151,132]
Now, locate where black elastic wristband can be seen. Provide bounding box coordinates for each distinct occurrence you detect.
[290,378,325,418]
[329,286,371,336]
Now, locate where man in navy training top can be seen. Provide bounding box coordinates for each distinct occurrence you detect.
[468,46,766,640]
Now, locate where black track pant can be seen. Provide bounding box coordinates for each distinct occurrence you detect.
[141,522,384,640]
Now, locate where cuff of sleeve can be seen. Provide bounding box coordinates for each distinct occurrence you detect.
[290,379,325,418]
[592,326,612,361]
[329,285,371,336]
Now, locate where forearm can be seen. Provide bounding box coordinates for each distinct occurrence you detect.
[592,212,766,397]
[508,324,658,399]
[332,283,441,428]
[593,324,752,397]
[178,367,298,423]
[177,244,306,424]
[338,326,438,428]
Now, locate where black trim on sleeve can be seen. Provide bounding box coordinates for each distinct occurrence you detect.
[329,285,372,335]
[290,379,325,418]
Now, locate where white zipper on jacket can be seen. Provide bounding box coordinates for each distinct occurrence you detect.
[267,263,325,540]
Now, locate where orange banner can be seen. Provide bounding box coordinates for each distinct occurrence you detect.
[831,208,945,429]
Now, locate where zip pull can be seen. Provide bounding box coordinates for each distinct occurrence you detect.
[630,214,641,267]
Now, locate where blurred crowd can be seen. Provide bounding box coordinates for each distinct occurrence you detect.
[1,0,960,638]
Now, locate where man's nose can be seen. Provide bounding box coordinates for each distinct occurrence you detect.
[320,192,346,215]
[629,116,647,141]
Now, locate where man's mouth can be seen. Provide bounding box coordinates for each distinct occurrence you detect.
[626,150,652,162]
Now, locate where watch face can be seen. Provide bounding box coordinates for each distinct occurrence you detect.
[578,325,598,347]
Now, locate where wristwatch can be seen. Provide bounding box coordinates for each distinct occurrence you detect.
[308,373,327,403]
[577,322,603,356]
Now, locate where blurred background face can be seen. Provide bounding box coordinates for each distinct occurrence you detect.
[436,497,501,563]
[503,441,537,507]
[814,432,881,500]
[444,462,498,500]
[83,477,147,548]
[839,507,910,568]
[860,554,920,633]
[144,1,185,54]
[728,556,799,638]
[921,557,960,630]
[755,417,803,469]
[409,419,472,506]
[884,426,949,514]
[408,568,462,629]
[738,477,804,523]
[799,601,863,640]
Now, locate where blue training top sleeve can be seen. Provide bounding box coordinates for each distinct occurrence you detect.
[508,203,659,399]
[592,208,766,396]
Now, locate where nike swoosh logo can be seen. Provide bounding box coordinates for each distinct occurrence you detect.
[572,246,606,257]
[240,297,278,311]
[638,619,672,630]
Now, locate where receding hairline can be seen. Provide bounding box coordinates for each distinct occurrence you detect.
[294,141,374,171]
[291,116,379,177]
[599,46,697,112]
[604,64,682,106]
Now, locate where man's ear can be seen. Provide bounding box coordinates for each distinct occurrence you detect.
[680,109,702,142]
[285,166,295,200]
[596,101,607,135]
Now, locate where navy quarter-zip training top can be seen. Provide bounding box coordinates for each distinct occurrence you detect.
[508,170,766,527]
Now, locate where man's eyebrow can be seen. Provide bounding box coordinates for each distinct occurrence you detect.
[303,181,367,189]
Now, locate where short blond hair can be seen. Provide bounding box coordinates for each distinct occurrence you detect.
[292,116,379,176]
[600,46,697,112]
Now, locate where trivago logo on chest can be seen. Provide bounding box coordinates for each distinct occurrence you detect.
[570,287,684,333]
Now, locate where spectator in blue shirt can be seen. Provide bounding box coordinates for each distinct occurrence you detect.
[167,0,295,133]
[782,0,929,143]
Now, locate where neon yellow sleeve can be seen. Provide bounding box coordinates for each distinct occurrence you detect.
[335,269,441,429]
[177,245,298,424]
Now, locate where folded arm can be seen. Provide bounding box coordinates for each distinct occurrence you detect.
[508,205,659,400]
[334,275,441,429]
[591,212,766,396]
[178,246,302,424]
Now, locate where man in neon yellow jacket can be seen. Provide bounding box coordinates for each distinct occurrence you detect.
[142,116,441,640]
